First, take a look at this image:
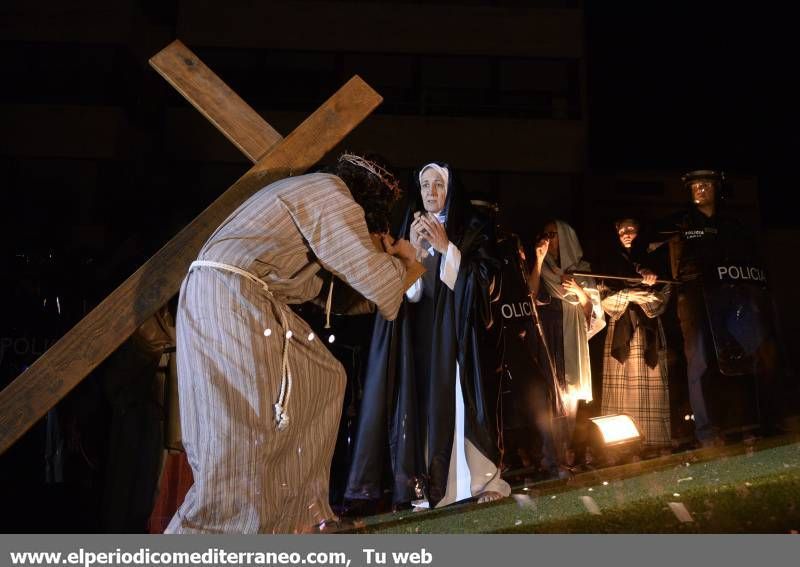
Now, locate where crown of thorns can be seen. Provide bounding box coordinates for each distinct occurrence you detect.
[338,153,401,199]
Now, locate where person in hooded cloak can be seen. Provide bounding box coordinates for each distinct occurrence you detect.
[528,220,605,467]
[345,162,510,509]
[598,218,672,453]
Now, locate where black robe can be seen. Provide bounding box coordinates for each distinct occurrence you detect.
[345,167,501,507]
[596,239,662,369]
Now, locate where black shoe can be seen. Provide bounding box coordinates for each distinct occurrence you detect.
[392,501,413,513]
[340,498,378,518]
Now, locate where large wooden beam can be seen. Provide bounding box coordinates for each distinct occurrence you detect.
[150,40,282,163]
[0,40,279,163]
[0,71,382,455]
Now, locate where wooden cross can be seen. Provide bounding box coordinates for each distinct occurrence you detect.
[0,40,383,454]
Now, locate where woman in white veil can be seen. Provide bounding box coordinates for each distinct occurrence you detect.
[528,220,605,471]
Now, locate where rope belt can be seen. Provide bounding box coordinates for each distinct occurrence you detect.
[190,260,292,431]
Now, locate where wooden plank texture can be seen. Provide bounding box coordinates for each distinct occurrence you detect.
[150,39,283,163]
[0,74,382,455]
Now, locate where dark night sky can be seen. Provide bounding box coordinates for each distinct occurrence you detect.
[0,1,796,257]
[585,2,798,228]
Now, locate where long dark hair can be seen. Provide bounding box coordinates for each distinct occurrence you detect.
[325,154,402,233]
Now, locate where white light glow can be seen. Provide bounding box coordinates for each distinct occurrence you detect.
[590,414,641,445]
[328,334,336,344]
[264,328,272,337]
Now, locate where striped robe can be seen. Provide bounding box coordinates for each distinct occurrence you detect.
[600,285,672,449]
[166,173,406,534]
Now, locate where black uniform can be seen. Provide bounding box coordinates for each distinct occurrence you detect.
[656,204,771,443]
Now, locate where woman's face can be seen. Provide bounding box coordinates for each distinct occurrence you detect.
[420,168,447,213]
[543,222,559,258]
[617,221,638,249]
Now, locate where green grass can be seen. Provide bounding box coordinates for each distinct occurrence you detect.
[347,438,800,533]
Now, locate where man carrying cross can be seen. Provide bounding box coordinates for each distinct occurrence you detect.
[166,155,416,534]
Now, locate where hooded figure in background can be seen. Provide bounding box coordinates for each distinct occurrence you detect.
[528,220,605,466]
[597,218,672,453]
[346,162,510,508]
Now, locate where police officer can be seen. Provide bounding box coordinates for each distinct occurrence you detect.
[674,171,725,446]
[656,170,761,447]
